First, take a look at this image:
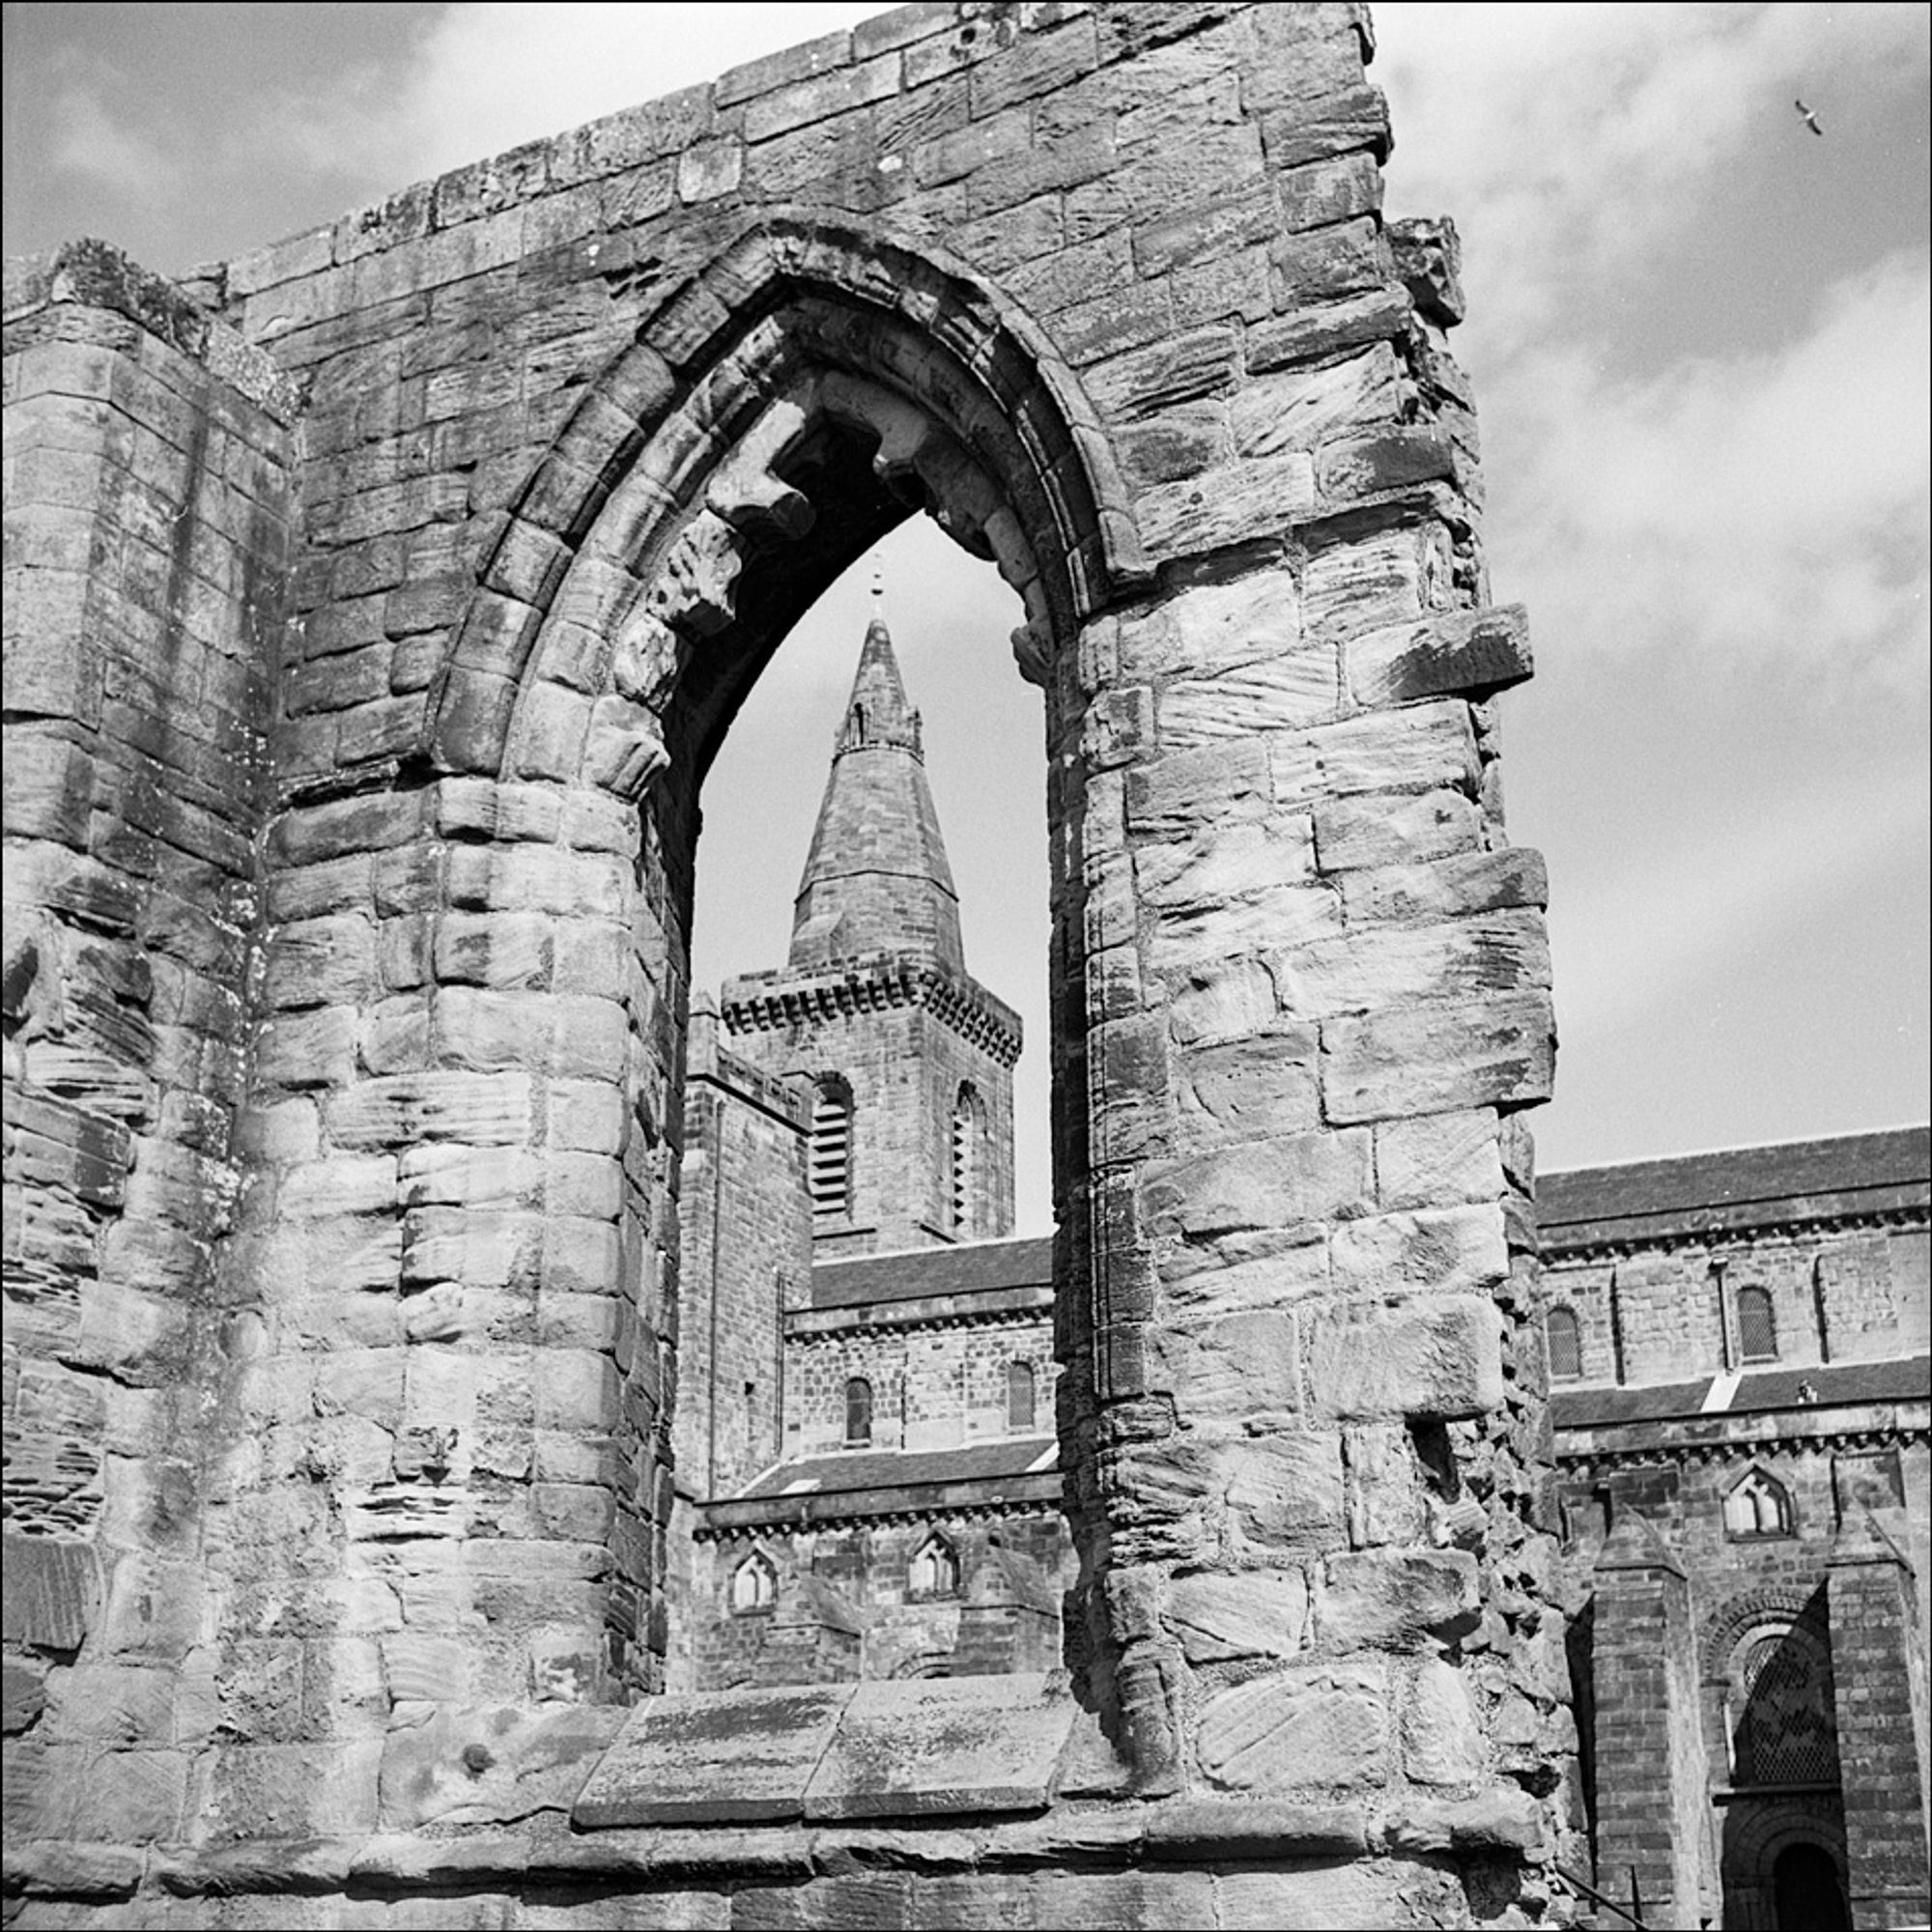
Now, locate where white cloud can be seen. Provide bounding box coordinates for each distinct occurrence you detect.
[44,80,180,204]
[1548,753,1926,1038]
[1375,2,1931,352]
[1492,250,1931,685]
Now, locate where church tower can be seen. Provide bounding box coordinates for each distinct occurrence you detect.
[718,608,1021,1256]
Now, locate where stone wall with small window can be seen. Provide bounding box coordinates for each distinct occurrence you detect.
[692,1513,1068,1688]
[1541,1219,1926,1388]
[785,1314,1058,1458]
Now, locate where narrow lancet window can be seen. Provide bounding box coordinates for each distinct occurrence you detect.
[1547,1306,1583,1381]
[844,1377,873,1446]
[1737,1286,1777,1363]
[1007,1360,1037,1432]
[810,1076,854,1223]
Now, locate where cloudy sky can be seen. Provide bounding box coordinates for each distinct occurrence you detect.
[6,2,1927,1235]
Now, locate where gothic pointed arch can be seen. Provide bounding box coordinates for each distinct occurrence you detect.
[419,210,1151,792]
[1722,1464,1794,1541]
[908,1532,961,1599]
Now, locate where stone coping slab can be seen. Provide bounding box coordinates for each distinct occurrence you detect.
[801,1671,1074,1821]
[570,1672,1078,1830]
[574,1683,853,1828]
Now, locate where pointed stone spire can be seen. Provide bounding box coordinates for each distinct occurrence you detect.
[788,612,964,976]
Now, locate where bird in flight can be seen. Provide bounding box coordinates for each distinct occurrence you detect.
[1794,99,1824,136]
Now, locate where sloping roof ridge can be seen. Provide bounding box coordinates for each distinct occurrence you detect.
[1543,1122,1929,1178]
[818,1231,1052,1268]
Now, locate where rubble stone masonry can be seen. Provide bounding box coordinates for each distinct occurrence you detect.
[3,5,1574,1925]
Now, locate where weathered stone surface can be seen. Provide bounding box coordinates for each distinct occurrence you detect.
[2,1661,47,1735]
[1339,847,1548,927]
[1158,651,1339,743]
[1196,1665,1387,1789]
[1346,603,1532,707]
[1222,1434,1348,1551]
[1135,820,1317,913]
[1321,1550,1480,1652]
[1148,1310,1299,1421]
[1328,1204,1509,1299]
[1,1840,146,1899]
[1384,1787,1545,1854]
[325,1070,532,1148]
[1321,991,1555,1124]
[1402,1656,1487,1783]
[1177,1032,1321,1141]
[1373,1110,1505,1212]
[1276,912,1549,1021]
[1149,883,1345,977]
[382,1703,628,1830]
[575,1685,852,1827]
[804,1673,1076,1820]
[1306,1297,1505,1422]
[1144,1797,1365,1859]
[1,1535,100,1650]
[206,1740,383,1844]
[1167,1570,1310,1662]
[1143,1128,1370,1239]
[1313,788,1481,874]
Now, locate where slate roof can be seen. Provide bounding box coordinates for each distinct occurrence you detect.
[1552,1353,1930,1431]
[811,1235,1055,1310]
[1540,1125,1929,1250]
[735,1435,1058,1499]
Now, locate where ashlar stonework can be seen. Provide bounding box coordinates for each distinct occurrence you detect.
[2,5,1581,1926]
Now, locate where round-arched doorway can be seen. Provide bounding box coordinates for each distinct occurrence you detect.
[1772,1841,1848,1931]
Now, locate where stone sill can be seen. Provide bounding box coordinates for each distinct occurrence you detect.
[10,1786,1545,1906]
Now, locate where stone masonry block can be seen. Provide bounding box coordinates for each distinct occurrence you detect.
[1147,1310,1300,1422]
[2,732,95,847]
[1271,700,1480,809]
[1135,818,1318,914]
[1142,1127,1370,1240]
[1321,1550,1480,1651]
[1275,911,1549,1022]
[433,911,554,989]
[1306,1296,1505,1423]
[1402,1655,1488,1783]
[1178,1030,1321,1143]
[1148,884,1343,980]
[1196,1663,1386,1790]
[1374,1110,1505,1212]
[1349,603,1533,708]
[1321,990,1555,1123]
[1314,787,1482,874]
[1166,1569,1310,1663]
[1339,847,1548,928]
[1221,1433,1348,1553]
[1329,1203,1508,1299]
[1126,738,1269,835]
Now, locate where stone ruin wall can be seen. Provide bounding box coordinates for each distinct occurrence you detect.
[3,5,1574,1925]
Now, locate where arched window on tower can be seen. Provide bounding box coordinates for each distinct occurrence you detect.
[1006,1359,1037,1432]
[951,1083,984,1236]
[810,1076,854,1224]
[843,1377,873,1447]
[1547,1306,1583,1381]
[1728,1618,1839,1787]
[1736,1285,1777,1363]
[1723,1467,1794,1540]
[731,1550,778,1614]
[908,1533,960,1598]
